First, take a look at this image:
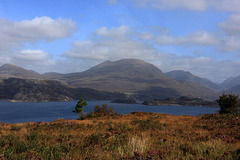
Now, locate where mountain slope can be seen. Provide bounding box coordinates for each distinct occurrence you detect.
[48,59,219,99]
[221,75,240,89]
[0,77,127,102]
[225,84,240,95]
[0,64,42,79]
[165,70,223,91]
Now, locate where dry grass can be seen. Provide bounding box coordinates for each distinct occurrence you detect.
[0,112,239,159]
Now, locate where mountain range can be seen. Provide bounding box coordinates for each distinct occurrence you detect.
[42,59,219,100]
[0,59,239,102]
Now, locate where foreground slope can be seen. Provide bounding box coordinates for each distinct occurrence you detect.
[48,59,219,99]
[0,112,239,159]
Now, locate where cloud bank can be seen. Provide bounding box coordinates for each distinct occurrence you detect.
[0,16,76,54]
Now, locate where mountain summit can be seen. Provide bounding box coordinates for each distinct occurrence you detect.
[0,64,41,79]
[82,59,166,79]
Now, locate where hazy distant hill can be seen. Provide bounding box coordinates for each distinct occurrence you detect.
[0,77,127,102]
[225,84,240,95]
[46,59,219,99]
[221,75,240,89]
[0,64,42,79]
[165,70,223,91]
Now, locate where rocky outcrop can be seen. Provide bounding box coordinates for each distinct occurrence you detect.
[0,77,127,102]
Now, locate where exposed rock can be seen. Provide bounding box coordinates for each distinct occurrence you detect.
[0,77,127,102]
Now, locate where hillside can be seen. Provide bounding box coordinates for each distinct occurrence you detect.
[0,112,239,159]
[165,70,223,91]
[221,75,240,89]
[0,64,42,79]
[0,77,127,102]
[47,59,219,99]
[225,84,240,95]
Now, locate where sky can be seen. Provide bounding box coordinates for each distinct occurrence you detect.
[0,0,240,83]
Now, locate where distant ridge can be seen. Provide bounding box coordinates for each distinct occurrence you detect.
[165,70,223,91]
[221,75,240,89]
[0,64,42,79]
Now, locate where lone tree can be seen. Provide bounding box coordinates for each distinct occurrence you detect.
[73,98,87,118]
[217,94,239,115]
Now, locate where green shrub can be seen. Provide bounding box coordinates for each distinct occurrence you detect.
[217,94,239,115]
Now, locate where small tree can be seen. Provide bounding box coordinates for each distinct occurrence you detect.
[217,94,239,115]
[73,98,87,118]
[93,104,115,115]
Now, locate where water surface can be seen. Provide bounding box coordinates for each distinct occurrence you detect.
[0,100,219,123]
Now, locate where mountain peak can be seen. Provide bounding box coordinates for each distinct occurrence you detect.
[1,63,22,69]
[84,58,165,79]
[0,63,41,79]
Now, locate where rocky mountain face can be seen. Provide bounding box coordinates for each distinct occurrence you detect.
[165,70,223,92]
[45,59,219,100]
[0,77,127,102]
[221,75,240,89]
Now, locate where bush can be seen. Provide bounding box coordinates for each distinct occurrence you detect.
[73,98,87,118]
[93,104,115,115]
[217,94,239,115]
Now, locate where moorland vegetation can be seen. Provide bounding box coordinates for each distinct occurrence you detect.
[0,104,239,159]
[0,94,239,159]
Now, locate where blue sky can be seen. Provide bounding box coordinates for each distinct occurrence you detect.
[0,0,240,82]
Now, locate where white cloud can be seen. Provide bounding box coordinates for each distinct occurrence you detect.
[16,49,50,61]
[0,17,76,55]
[212,0,240,13]
[155,31,218,46]
[95,26,130,38]
[107,0,119,5]
[10,16,76,41]
[153,54,240,82]
[218,36,240,52]
[9,49,55,69]
[64,25,157,61]
[219,14,240,36]
[130,0,240,12]
[131,0,208,11]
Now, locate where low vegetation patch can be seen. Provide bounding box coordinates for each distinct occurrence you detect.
[0,110,240,159]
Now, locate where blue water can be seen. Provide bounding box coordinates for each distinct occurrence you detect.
[0,100,219,123]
